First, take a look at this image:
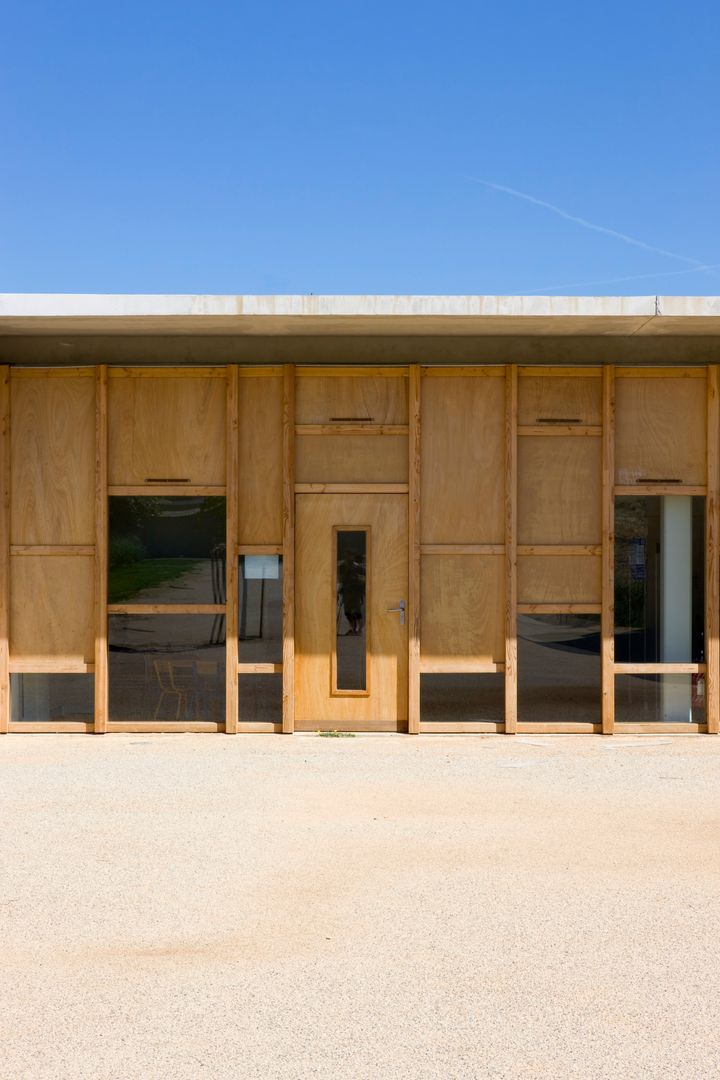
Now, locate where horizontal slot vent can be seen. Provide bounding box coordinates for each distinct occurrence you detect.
[329,416,374,422]
[636,477,682,484]
[536,417,582,424]
[144,477,190,483]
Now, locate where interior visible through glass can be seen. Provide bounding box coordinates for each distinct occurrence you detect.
[10,674,94,723]
[108,496,226,604]
[518,615,600,723]
[239,555,283,663]
[615,674,705,724]
[335,529,367,692]
[615,495,705,664]
[109,615,225,722]
[420,674,504,723]
[238,675,282,724]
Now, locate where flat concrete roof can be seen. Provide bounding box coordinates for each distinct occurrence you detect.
[1,293,720,336]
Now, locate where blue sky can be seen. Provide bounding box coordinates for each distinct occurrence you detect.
[2,1,719,295]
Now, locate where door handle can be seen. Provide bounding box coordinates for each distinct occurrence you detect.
[386,600,406,625]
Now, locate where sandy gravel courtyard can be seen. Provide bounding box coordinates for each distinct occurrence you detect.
[2,733,720,1080]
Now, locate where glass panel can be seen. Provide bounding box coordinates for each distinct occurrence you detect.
[10,674,94,723]
[238,675,282,724]
[420,674,504,723]
[109,615,225,722]
[108,496,226,604]
[238,556,283,663]
[335,529,367,692]
[518,615,600,723]
[615,674,705,724]
[615,496,704,663]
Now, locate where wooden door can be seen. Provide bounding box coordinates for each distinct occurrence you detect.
[295,494,408,730]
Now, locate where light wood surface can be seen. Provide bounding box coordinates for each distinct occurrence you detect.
[295,483,409,493]
[707,366,719,733]
[601,366,615,734]
[0,368,8,733]
[295,493,408,730]
[518,436,601,544]
[421,544,505,555]
[108,373,226,484]
[94,366,108,734]
[421,555,504,666]
[408,365,421,734]
[296,424,408,435]
[296,435,408,484]
[11,545,94,556]
[295,374,408,424]
[518,555,601,604]
[615,373,707,485]
[10,555,94,664]
[421,373,505,544]
[282,365,295,733]
[226,366,239,734]
[11,372,95,544]
[518,372,602,426]
[238,372,283,545]
[505,365,518,733]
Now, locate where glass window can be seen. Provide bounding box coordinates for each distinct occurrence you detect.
[334,529,368,693]
[615,674,705,725]
[108,496,226,604]
[239,556,283,663]
[420,674,504,724]
[615,496,704,663]
[238,675,282,724]
[518,615,600,723]
[109,615,225,722]
[10,674,94,723]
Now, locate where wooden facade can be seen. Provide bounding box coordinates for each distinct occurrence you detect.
[0,361,717,734]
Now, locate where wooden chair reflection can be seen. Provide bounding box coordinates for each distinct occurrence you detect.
[153,659,197,720]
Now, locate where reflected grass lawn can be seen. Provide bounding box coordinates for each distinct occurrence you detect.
[108,559,200,603]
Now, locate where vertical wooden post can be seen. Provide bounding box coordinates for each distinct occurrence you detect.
[0,367,9,733]
[504,364,518,733]
[282,364,295,734]
[408,365,421,734]
[225,365,239,734]
[706,366,719,733]
[601,365,615,735]
[94,365,108,734]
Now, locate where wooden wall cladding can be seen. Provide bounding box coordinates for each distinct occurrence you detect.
[518,373,602,426]
[108,372,226,485]
[615,373,706,485]
[238,374,283,544]
[295,374,408,425]
[420,555,504,665]
[295,435,408,484]
[421,374,505,544]
[518,437,601,544]
[518,555,601,604]
[10,555,94,663]
[11,374,95,544]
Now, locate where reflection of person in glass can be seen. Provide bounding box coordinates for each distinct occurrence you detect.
[339,548,365,635]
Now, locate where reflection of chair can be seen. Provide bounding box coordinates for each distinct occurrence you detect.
[153,660,197,720]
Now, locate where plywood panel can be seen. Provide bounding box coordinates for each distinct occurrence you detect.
[11,374,95,544]
[518,437,601,544]
[421,375,505,544]
[296,376,407,425]
[295,494,408,729]
[518,555,601,604]
[108,375,226,485]
[615,375,706,485]
[10,555,94,663]
[238,374,283,544]
[518,374,602,426]
[296,435,408,483]
[421,555,504,665]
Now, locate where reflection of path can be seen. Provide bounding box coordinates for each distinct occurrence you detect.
[518,617,599,723]
[239,577,282,663]
[125,561,218,604]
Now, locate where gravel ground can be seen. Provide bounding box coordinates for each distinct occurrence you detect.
[1,733,720,1080]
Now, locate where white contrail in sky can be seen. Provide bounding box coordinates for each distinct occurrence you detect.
[468,177,712,272]
[522,261,720,294]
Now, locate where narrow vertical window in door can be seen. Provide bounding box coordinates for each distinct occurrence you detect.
[333,528,369,694]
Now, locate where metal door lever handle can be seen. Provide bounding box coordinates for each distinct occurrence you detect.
[386,600,406,625]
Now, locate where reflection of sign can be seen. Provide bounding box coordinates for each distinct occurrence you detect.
[629,539,645,581]
[244,555,279,580]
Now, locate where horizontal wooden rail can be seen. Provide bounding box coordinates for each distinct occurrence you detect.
[517,545,601,556]
[238,663,283,674]
[295,424,409,436]
[10,545,95,556]
[237,544,283,555]
[109,485,226,497]
[295,483,409,494]
[518,603,601,614]
[613,663,706,675]
[421,544,504,555]
[107,604,225,615]
[518,425,601,437]
[9,659,95,673]
[419,660,505,674]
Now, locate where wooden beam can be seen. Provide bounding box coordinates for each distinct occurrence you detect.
[505,364,518,734]
[11,545,95,556]
[295,424,409,436]
[517,425,602,437]
[419,660,504,674]
[237,544,283,555]
[0,367,9,734]
[107,604,225,615]
[94,365,108,734]
[601,365,615,735]
[614,663,705,675]
[294,483,409,494]
[421,544,504,556]
[225,365,239,734]
[408,364,421,734]
[706,365,719,733]
[296,367,408,378]
[517,545,601,557]
[10,659,95,673]
[614,485,706,497]
[108,485,226,497]
[518,603,601,615]
[516,723,600,734]
[282,364,295,734]
[237,663,283,674]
